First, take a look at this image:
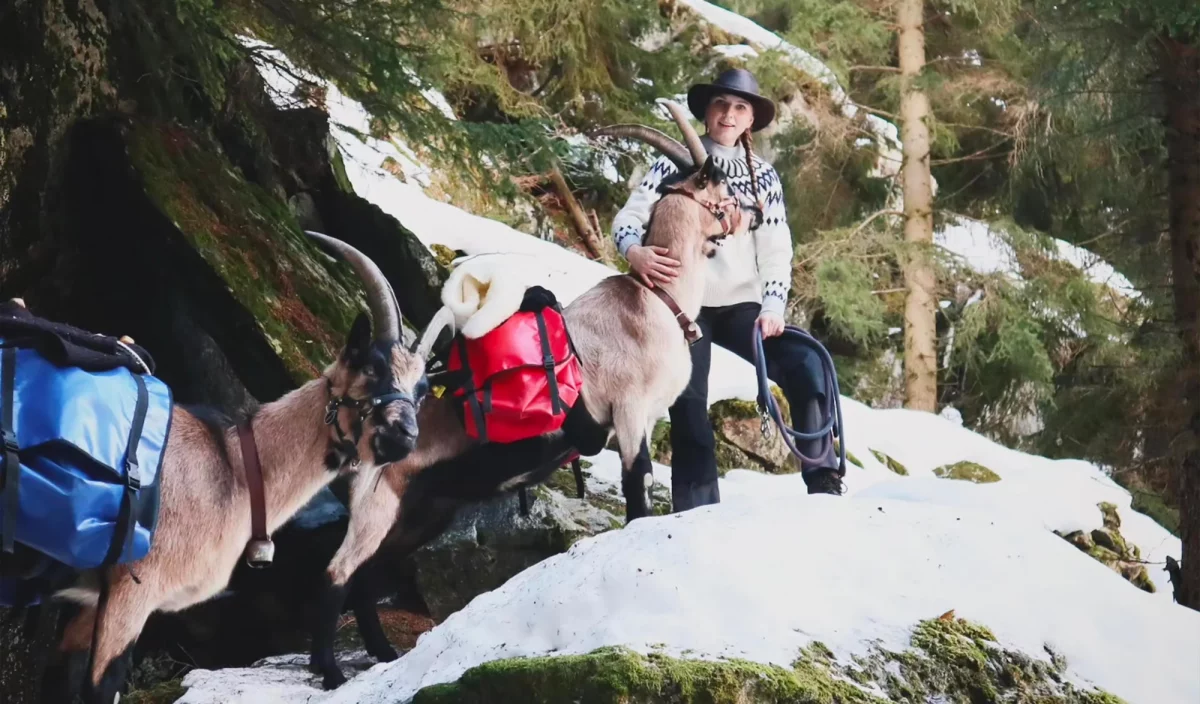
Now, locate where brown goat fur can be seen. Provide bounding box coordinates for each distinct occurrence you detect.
[303,101,760,689]
[28,233,445,704]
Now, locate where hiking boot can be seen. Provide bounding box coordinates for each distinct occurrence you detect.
[804,467,845,496]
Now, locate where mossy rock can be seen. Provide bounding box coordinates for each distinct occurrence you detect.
[413,616,1124,704]
[932,461,1000,484]
[848,617,1126,704]
[1055,505,1155,594]
[834,440,863,469]
[412,644,884,704]
[709,394,797,475]
[127,119,363,382]
[870,449,908,476]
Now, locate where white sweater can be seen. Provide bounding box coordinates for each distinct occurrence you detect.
[611,137,793,317]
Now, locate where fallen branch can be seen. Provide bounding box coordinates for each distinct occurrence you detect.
[548,165,604,260]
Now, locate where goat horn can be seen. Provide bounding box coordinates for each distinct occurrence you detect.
[411,305,456,360]
[588,124,693,172]
[304,230,402,343]
[659,99,707,168]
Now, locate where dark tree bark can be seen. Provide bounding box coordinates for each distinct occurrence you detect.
[1159,32,1200,611]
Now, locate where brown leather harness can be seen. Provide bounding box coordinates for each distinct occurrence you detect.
[237,422,273,568]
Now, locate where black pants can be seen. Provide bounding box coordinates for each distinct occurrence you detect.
[668,302,835,510]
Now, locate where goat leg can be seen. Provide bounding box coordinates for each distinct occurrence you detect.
[613,405,653,522]
[348,561,398,663]
[63,576,156,704]
[311,473,403,689]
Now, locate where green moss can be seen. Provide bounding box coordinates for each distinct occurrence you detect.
[1055,504,1156,594]
[127,120,363,382]
[414,618,1125,704]
[870,449,908,476]
[123,679,186,704]
[412,645,884,704]
[932,461,1001,484]
[834,440,864,469]
[1129,489,1180,537]
[848,617,1126,704]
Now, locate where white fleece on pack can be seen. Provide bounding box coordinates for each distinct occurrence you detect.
[440,256,529,339]
[610,137,794,318]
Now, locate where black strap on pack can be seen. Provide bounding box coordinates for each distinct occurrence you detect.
[534,311,565,416]
[1,347,19,554]
[102,374,148,566]
[456,336,489,444]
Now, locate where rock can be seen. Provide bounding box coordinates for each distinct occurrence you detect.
[932,461,1001,483]
[413,486,623,622]
[708,393,798,474]
[1056,504,1155,594]
[870,449,909,476]
[411,617,1125,704]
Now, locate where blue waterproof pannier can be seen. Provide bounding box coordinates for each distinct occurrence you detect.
[0,301,172,604]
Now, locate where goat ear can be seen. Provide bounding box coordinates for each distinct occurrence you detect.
[695,155,717,187]
[343,312,372,368]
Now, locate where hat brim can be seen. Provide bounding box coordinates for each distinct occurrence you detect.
[687,83,776,132]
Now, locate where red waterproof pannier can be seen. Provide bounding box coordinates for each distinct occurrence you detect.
[445,294,583,444]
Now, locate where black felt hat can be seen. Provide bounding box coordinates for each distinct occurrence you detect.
[686,68,776,132]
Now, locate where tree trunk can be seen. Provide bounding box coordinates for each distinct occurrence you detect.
[897,0,938,412]
[1160,33,1200,611]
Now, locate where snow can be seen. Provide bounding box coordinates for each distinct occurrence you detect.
[177,23,1196,704]
[179,395,1196,704]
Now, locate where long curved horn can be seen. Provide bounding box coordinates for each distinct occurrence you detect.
[588,124,693,171]
[411,305,456,360]
[305,230,401,343]
[659,100,707,167]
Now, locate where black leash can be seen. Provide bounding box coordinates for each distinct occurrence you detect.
[751,324,846,476]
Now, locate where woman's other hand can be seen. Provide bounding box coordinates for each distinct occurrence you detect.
[757,312,785,338]
[627,244,681,288]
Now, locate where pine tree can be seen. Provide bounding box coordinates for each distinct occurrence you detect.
[1016,0,1200,609]
[898,0,938,411]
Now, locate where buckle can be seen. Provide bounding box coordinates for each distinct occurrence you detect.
[125,457,142,490]
[1,430,17,454]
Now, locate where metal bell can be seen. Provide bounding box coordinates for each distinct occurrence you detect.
[244,538,275,568]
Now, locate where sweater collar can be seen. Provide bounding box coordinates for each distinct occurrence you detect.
[700,135,744,162]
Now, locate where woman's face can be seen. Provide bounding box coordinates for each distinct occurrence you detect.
[704,93,755,146]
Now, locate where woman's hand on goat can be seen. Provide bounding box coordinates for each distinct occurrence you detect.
[628,244,681,288]
[757,312,785,338]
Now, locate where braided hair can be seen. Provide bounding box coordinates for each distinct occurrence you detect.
[739,130,762,209]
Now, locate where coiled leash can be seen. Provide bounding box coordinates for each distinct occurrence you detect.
[751,324,846,476]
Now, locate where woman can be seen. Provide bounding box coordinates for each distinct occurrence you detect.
[611,68,844,511]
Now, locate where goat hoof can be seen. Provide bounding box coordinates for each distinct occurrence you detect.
[369,644,400,662]
[322,670,349,690]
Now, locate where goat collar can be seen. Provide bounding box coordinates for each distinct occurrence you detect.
[661,187,738,238]
[631,275,702,345]
[236,421,273,568]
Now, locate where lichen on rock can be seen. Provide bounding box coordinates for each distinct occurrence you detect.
[932,461,1001,484]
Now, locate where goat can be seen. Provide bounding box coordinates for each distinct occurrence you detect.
[303,100,762,689]
[30,231,445,704]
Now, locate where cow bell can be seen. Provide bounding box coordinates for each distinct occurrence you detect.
[245,538,275,568]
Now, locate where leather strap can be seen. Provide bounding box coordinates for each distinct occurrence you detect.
[641,280,702,345]
[237,422,269,552]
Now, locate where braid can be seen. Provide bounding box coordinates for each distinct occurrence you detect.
[740,130,761,208]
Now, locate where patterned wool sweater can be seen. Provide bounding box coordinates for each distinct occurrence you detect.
[611,136,793,317]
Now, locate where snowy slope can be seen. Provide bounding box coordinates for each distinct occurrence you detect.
[179,402,1198,704]
[177,24,1199,704]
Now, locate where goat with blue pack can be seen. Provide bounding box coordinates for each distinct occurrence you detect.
[0,297,172,606]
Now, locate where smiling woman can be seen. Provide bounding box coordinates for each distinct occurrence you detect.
[610,67,846,509]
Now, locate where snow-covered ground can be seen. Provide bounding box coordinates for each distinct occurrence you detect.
[182,21,1199,704]
[179,398,1198,704]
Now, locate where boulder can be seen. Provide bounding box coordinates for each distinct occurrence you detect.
[932,461,1000,483]
[1055,503,1155,594]
[413,485,623,622]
